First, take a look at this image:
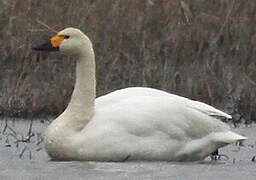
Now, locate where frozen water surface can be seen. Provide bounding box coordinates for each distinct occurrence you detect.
[0,118,255,180]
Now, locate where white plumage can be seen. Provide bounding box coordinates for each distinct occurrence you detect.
[34,27,246,161]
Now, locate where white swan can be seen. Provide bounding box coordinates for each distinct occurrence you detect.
[33,27,246,161]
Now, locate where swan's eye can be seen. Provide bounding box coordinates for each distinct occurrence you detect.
[64,35,70,39]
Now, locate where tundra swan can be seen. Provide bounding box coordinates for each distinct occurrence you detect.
[33,27,246,161]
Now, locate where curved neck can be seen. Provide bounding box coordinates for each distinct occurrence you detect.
[62,48,96,131]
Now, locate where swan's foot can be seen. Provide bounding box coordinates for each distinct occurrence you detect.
[211,149,220,160]
[210,149,229,161]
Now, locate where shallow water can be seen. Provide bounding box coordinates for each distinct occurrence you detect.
[0,119,255,180]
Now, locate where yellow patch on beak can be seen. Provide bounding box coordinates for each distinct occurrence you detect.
[50,35,65,48]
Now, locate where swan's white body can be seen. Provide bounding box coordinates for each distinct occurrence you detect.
[36,28,246,161]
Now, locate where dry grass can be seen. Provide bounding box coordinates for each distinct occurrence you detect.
[0,118,45,159]
[0,0,255,121]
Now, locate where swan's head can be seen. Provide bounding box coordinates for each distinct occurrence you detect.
[33,27,93,56]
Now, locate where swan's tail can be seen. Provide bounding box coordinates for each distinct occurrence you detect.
[188,100,232,119]
[213,131,247,144]
[175,131,246,161]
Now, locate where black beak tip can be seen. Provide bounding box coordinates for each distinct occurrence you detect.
[32,41,59,51]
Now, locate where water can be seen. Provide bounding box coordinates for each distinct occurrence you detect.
[0,119,255,180]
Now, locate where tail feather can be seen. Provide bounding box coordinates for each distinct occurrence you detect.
[188,100,232,119]
[213,131,247,144]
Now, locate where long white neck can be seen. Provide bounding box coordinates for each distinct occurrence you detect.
[59,45,96,132]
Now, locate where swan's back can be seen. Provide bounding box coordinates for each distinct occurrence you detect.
[96,87,231,118]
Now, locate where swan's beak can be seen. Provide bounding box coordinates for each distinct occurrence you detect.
[33,40,59,51]
[33,35,65,51]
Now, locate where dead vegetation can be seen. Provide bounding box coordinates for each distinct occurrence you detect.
[0,118,45,159]
[0,0,255,121]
